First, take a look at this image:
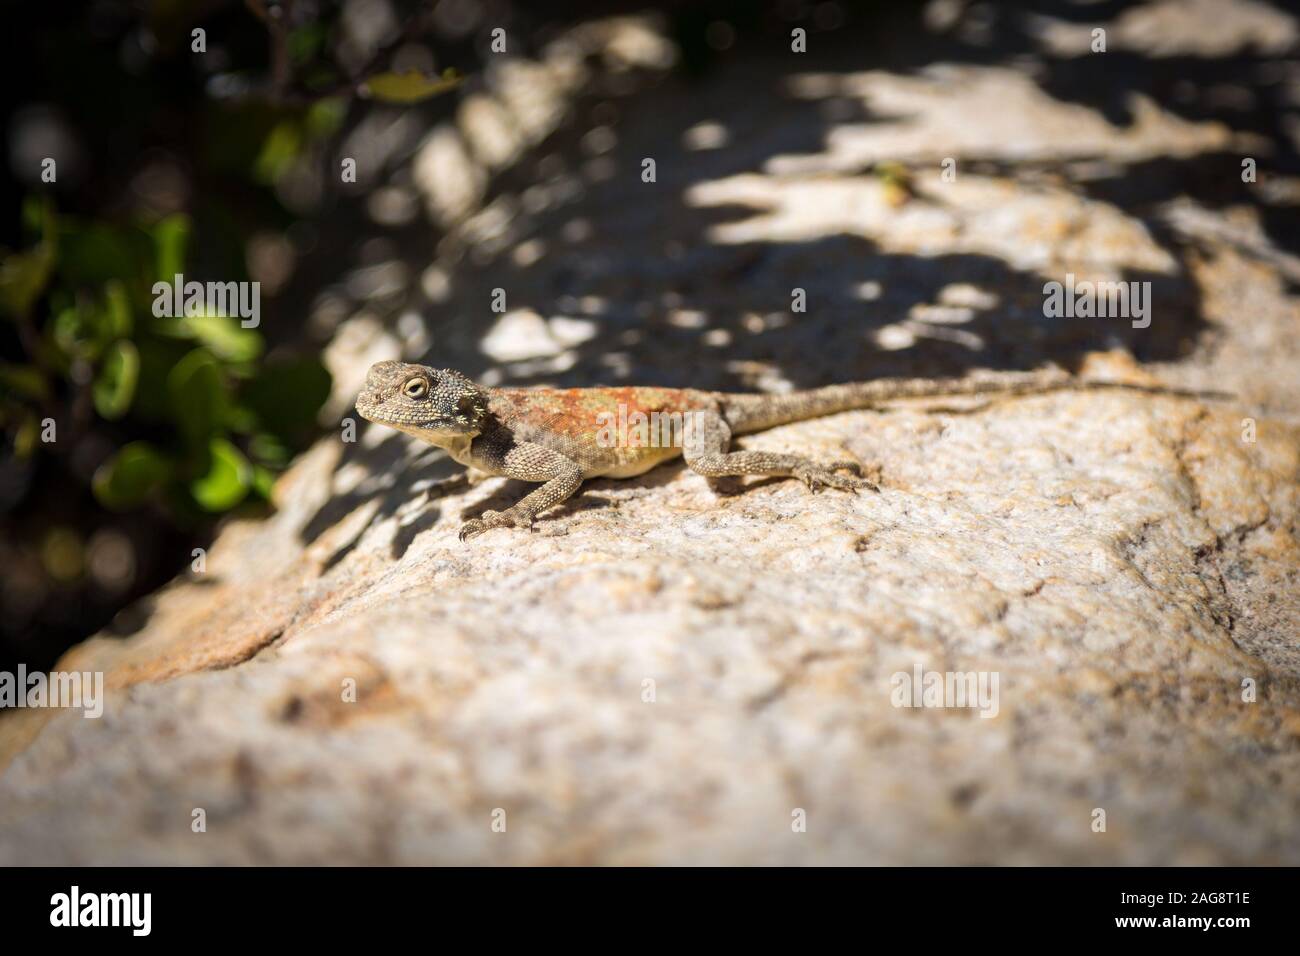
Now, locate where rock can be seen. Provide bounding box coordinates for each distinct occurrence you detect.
[458,93,524,171]
[2,4,1298,865]
[1031,0,1297,59]
[1,374,1296,865]
[480,309,566,362]
[773,67,1236,174]
[412,126,486,226]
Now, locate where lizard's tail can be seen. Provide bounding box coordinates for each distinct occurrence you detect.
[717,368,1224,435]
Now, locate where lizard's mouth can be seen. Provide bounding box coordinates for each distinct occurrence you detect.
[355,405,475,433]
[353,386,485,436]
[354,394,416,426]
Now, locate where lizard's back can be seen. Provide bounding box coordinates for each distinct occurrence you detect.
[488,386,720,478]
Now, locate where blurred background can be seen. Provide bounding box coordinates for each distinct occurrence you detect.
[2,0,659,673]
[3,0,1297,680]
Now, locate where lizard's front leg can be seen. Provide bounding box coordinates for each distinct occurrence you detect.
[459,441,584,541]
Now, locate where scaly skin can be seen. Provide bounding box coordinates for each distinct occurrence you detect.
[354,360,1207,540]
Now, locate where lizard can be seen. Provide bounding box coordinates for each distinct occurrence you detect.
[354,360,1214,541]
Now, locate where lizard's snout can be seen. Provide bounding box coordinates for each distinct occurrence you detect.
[355,390,379,419]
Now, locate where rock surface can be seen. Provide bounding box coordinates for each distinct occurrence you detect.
[2,2,1299,864]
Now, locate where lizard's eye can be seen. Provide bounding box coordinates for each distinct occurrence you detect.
[402,377,428,398]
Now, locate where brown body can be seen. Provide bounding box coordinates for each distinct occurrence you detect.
[483,386,716,478]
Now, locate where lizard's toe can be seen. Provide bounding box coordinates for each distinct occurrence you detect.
[458,508,534,541]
[458,518,489,541]
[796,465,874,494]
[822,473,864,493]
[829,460,881,493]
[794,466,829,493]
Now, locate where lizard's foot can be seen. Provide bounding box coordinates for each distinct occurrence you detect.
[794,462,878,494]
[458,508,535,541]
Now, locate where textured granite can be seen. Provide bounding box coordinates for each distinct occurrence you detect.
[2,2,1297,864]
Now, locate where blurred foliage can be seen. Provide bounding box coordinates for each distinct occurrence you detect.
[361,67,464,103]
[0,196,330,520]
[1,0,469,537]
[0,0,469,671]
[0,0,480,674]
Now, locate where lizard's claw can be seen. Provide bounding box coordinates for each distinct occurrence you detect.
[795,463,877,494]
[458,509,534,541]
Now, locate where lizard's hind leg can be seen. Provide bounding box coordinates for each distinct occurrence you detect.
[682,411,875,494]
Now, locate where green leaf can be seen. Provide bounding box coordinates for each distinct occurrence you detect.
[14,413,40,459]
[241,355,331,443]
[360,68,462,104]
[132,337,191,421]
[189,437,251,511]
[251,464,278,499]
[248,431,290,466]
[21,195,54,241]
[104,280,133,337]
[58,221,151,286]
[167,348,226,449]
[0,362,50,402]
[153,214,190,283]
[223,403,257,434]
[94,340,140,420]
[288,23,326,66]
[0,244,55,320]
[53,284,132,362]
[52,302,100,360]
[305,97,346,137]
[93,441,173,511]
[181,312,263,363]
[254,120,302,184]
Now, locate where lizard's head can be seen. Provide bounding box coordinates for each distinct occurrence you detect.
[355,361,488,440]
